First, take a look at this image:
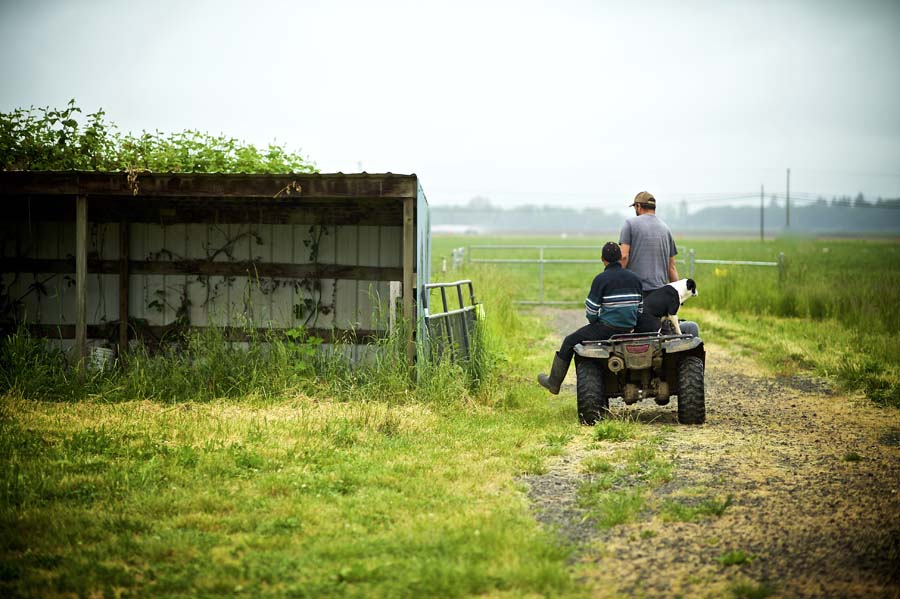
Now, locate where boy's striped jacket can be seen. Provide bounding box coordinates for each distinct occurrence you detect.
[584,262,644,330]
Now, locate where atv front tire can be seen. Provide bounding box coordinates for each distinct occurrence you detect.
[676,355,706,424]
[575,355,608,425]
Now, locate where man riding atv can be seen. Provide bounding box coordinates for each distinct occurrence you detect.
[537,241,705,425]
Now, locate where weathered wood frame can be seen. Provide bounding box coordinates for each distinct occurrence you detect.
[0,172,424,366]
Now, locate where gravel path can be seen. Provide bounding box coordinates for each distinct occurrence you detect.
[524,309,900,599]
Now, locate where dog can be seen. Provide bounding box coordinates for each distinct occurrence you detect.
[643,278,697,318]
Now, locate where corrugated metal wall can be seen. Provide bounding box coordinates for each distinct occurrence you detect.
[1,221,403,353]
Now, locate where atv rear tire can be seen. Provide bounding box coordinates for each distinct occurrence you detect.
[676,355,706,424]
[575,355,608,425]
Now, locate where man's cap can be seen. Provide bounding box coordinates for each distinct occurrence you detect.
[629,191,656,209]
[602,241,622,263]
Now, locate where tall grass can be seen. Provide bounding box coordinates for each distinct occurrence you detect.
[0,264,581,599]
[433,235,900,406]
[0,284,510,406]
[433,235,900,332]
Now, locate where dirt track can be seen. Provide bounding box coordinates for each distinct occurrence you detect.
[525,309,900,599]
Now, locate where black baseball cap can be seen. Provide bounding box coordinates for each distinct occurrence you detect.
[602,242,622,263]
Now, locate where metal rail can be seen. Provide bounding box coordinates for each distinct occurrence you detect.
[422,279,479,360]
[465,245,786,305]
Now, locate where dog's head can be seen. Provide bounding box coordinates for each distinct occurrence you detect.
[686,278,697,296]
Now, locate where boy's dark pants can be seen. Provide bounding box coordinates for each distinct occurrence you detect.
[538,322,624,394]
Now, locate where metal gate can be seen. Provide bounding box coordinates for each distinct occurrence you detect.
[422,279,479,361]
[465,245,785,305]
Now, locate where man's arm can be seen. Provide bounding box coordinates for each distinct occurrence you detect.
[620,243,631,269]
[668,256,679,283]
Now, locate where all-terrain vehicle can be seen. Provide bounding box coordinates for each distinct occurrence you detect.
[572,326,705,425]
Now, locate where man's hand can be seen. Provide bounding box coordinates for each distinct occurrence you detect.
[620,243,631,268]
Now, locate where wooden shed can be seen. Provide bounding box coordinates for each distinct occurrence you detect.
[0,172,431,363]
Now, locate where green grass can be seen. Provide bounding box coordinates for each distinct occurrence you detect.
[594,419,640,442]
[577,487,646,529]
[659,495,734,522]
[0,397,580,598]
[729,580,777,599]
[0,266,588,598]
[3,232,895,597]
[716,550,756,566]
[434,234,900,407]
[577,431,674,530]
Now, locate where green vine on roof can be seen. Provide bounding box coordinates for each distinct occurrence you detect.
[0,99,317,174]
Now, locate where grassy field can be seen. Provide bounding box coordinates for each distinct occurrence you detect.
[1,233,898,598]
[0,267,589,598]
[433,234,900,406]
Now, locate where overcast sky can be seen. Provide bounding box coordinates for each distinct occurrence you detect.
[2,0,899,211]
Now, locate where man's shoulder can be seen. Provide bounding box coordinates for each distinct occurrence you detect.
[633,214,672,231]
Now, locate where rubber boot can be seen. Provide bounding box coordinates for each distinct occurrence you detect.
[537,352,570,395]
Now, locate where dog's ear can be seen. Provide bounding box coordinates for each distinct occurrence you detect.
[686,278,697,294]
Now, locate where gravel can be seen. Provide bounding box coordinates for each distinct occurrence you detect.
[523,308,900,599]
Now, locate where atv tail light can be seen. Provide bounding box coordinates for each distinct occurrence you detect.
[625,344,650,354]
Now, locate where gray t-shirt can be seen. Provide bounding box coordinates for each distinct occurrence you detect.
[619,214,678,291]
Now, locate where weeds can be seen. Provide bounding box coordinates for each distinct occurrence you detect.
[0,311,499,407]
[716,549,756,566]
[594,419,639,442]
[660,494,734,522]
[577,429,675,530]
[578,486,646,529]
[434,236,900,408]
[729,580,776,599]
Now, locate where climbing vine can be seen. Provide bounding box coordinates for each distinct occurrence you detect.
[0,100,337,345]
[1,99,317,174]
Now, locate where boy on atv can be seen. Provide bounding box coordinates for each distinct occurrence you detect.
[537,242,643,394]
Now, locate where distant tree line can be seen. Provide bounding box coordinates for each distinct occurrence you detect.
[433,195,900,235]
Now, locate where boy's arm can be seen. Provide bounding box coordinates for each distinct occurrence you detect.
[585,275,603,324]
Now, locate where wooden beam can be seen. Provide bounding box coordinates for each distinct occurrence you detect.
[402,196,415,363]
[118,220,129,353]
[74,195,88,371]
[27,323,386,345]
[0,258,403,282]
[0,196,404,226]
[0,172,419,199]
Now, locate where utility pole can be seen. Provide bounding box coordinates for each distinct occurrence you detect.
[786,168,791,228]
[760,184,765,242]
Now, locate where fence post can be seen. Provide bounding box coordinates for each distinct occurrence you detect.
[778,252,786,284]
[538,246,545,305]
[688,248,695,278]
[442,257,447,273]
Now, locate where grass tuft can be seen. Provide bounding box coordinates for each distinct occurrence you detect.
[594,419,639,442]
[729,580,777,599]
[716,549,757,566]
[660,494,734,522]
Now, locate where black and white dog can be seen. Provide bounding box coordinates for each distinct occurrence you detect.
[643,278,697,318]
[641,279,698,336]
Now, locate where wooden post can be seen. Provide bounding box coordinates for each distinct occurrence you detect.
[75,195,88,372]
[402,197,415,364]
[118,219,129,356]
